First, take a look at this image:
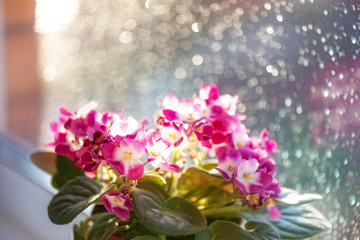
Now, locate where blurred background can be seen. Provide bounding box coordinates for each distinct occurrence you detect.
[0,0,359,239]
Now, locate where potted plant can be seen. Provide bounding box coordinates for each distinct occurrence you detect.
[31,84,331,239]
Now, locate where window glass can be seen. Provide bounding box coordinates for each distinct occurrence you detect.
[34,0,360,238]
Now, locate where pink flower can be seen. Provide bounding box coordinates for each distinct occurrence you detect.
[102,137,145,180]
[245,192,265,209]
[267,204,282,221]
[161,95,205,123]
[232,123,250,149]
[136,128,171,163]
[194,123,213,141]
[151,156,181,173]
[160,122,183,147]
[248,129,277,154]
[216,150,242,181]
[199,84,220,101]
[235,158,272,195]
[110,116,141,138]
[101,191,133,221]
[260,129,277,153]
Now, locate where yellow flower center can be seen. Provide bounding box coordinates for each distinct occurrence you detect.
[169,133,176,139]
[237,142,245,148]
[243,173,252,179]
[187,113,193,120]
[124,152,132,160]
[150,150,158,157]
[228,164,234,171]
[114,196,125,204]
[250,195,258,203]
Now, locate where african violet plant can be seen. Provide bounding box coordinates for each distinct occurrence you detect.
[31,84,331,240]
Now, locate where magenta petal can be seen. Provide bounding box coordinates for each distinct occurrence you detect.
[248,183,264,194]
[199,84,219,100]
[238,147,260,159]
[211,106,223,116]
[109,160,125,175]
[86,110,97,126]
[163,109,178,121]
[114,135,123,144]
[195,131,203,140]
[258,172,273,188]
[267,204,282,221]
[158,161,181,172]
[126,163,144,180]
[101,195,112,212]
[55,144,70,155]
[102,143,116,159]
[235,179,248,195]
[266,139,277,153]
[201,140,212,148]
[202,124,213,136]
[59,107,73,116]
[112,206,130,221]
[50,122,58,132]
[208,84,220,100]
[71,118,87,136]
[216,168,232,181]
[211,132,225,144]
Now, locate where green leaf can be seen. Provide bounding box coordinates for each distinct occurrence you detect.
[48,176,106,224]
[240,203,332,239]
[209,220,254,240]
[122,222,154,240]
[201,205,247,219]
[131,236,161,240]
[195,221,279,240]
[30,151,57,175]
[132,181,207,236]
[176,167,232,209]
[87,213,119,240]
[177,167,226,196]
[195,227,214,240]
[51,155,85,189]
[138,174,166,186]
[244,221,280,240]
[277,187,323,205]
[73,227,85,240]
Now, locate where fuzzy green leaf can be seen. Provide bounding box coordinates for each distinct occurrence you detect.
[48,176,106,224]
[138,174,166,186]
[195,227,214,240]
[244,221,280,240]
[51,155,84,189]
[121,222,153,240]
[131,236,162,240]
[73,227,85,240]
[177,167,226,196]
[87,213,119,240]
[277,187,323,205]
[240,203,332,239]
[199,220,278,240]
[132,181,207,236]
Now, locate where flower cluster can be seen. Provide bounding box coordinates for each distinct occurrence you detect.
[47,84,281,221]
[159,84,281,208]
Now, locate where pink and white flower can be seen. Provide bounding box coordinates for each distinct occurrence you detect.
[101,191,133,221]
[235,158,272,195]
[102,137,146,180]
[216,150,242,181]
[160,122,184,147]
